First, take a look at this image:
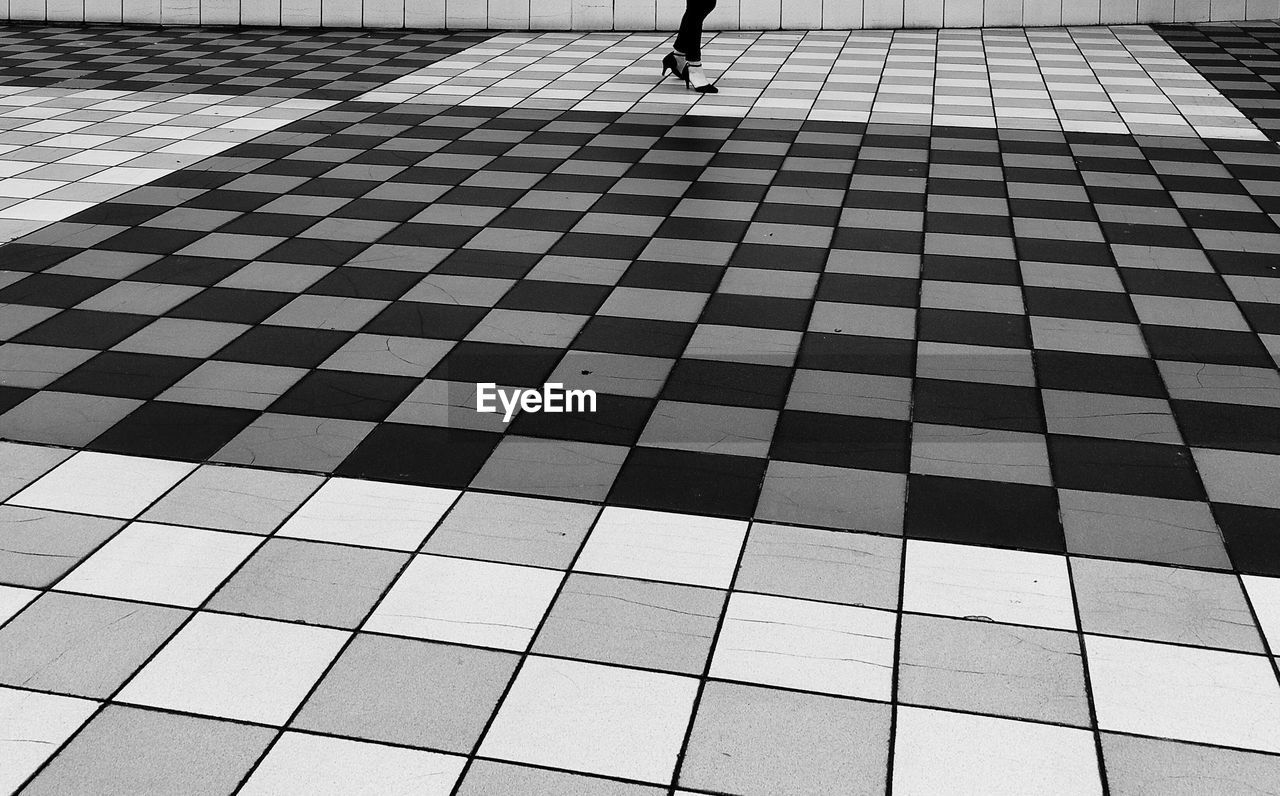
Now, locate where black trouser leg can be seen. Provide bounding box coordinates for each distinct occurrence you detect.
[674,0,716,63]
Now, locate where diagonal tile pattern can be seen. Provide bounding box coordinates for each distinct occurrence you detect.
[1158,20,1280,141]
[362,26,1265,138]
[0,87,335,242]
[0,447,1274,793]
[0,19,1279,796]
[0,26,493,99]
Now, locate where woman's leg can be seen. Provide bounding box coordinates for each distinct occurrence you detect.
[673,0,717,64]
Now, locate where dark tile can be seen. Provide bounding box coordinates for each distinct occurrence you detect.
[0,274,111,308]
[1049,435,1205,501]
[619,261,724,293]
[919,308,1029,348]
[128,255,247,287]
[428,341,563,388]
[728,244,827,273]
[1035,350,1166,398]
[96,227,206,255]
[1214,503,1280,577]
[90,401,258,461]
[379,222,477,249]
[1016,238,1112,266]
[1142,325,1276,368]
[0,385,35,414]
[1172,400,1280,455]
[1119,269,1232,301]
[305,268,422,300]
[1009,198,1096,222]
[0,244,79,273]
[659,358,791,410]
[920,255,1019,286]
[261,238,369,267]
[50,351,200,400]
[496,280,611,315]
[1240,301,1280,335]
[215,326,353,368]
[1024,287,1137,323]
[770,410,910,472]
[334,198,429,222]
[905,473,1064,552]
[608,446,766,518]
[268,370,418,422]
[218,213,317,237]
[912,378,1043,432]
[818,273,918,307]
[183,190,276,212]
[591,193,679,216]
[336,423,499,488]
[701,294,812,331]
[72,202,168,226]
[797,333,915,378]
[492,207,581,232]
[13,310,152,349]
[508,393,654,447]
[548,233,647,261]
[832,227,923,254]
[167,287,293,324]
[363,301,485,340]
[1102,223,1201,249]
[433,249,539,280]
[845,190,923,212]
[927,212,1012,238]
[574,316,693,359]
[293,177,379,198]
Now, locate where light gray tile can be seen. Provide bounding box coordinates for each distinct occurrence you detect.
[736,523,901,609]
[0,592,187,698]
[209,538,407,629]
[293,635,517,752]
[0,506,122,588]
[1101,732,1280,796]
[898,614,1090,726]
[680,681,890,796]
[533,573,722,674]
[459,761,664,796]
[0,392,142,447]
[1059,489,1230,569]
[470,437,627,502]
[424,491,597,568]
[756,460,906,535]
[212,414,375,473]
[23,706,273,796]
[141,463,321,535]
[1072,557,1264,652]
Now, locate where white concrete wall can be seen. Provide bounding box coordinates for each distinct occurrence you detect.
[4,0,1279,27]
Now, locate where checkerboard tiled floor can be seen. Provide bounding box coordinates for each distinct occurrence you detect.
[1158,21,1280,142]
[2,447,1279,794]
[1,19,1280,795]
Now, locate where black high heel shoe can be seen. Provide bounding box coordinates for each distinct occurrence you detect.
[661,53,685,82]
[683,63,719,94]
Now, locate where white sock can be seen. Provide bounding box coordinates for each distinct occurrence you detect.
[672,50,688,70]
[686,63,711,87]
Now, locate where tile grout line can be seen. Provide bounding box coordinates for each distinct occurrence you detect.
[4,438,1271,581]
[867,26,916,796]
[441,497,607,795]
[5,455,326,793]
[225,482,472,794]
[986,26,1115,789]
